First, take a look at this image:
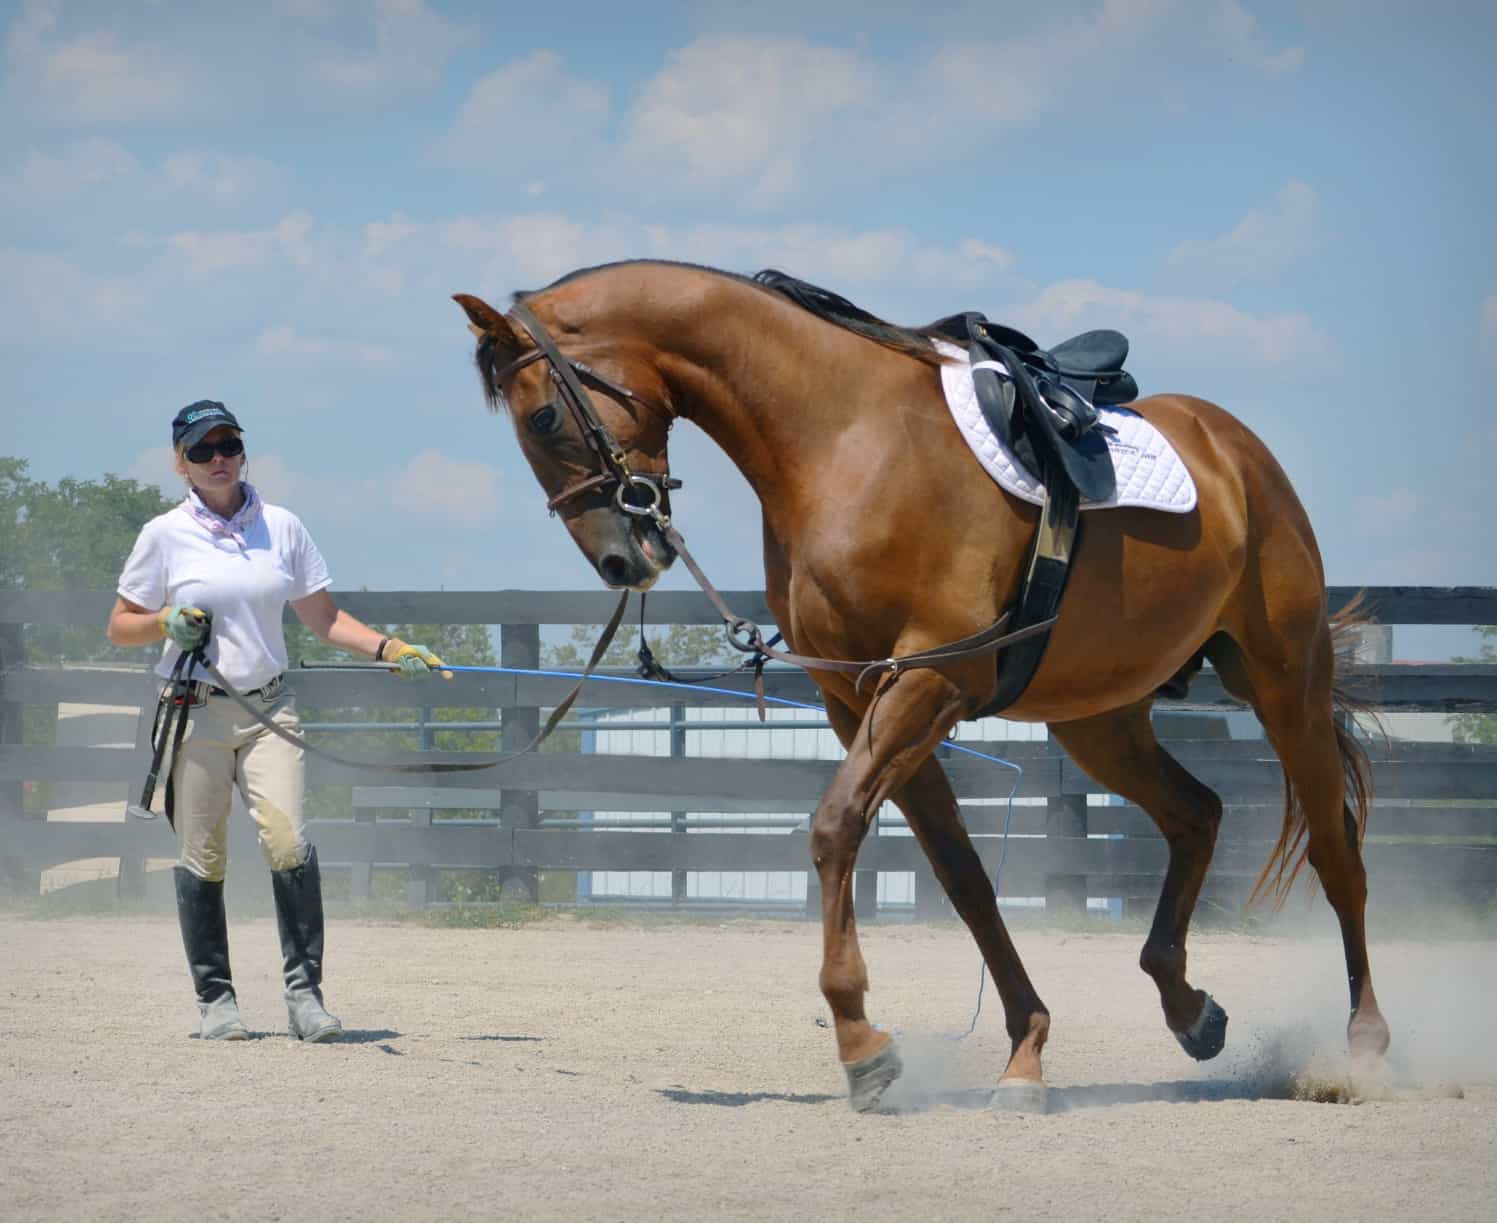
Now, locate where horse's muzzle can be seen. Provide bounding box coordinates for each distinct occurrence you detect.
[598,520,674,591]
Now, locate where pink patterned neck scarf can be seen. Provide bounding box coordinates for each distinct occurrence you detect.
[183,482,264,548]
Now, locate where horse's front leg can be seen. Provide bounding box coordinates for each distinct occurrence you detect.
[811,669,966,1111]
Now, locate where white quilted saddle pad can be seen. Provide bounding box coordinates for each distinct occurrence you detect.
[937,342,1197,513]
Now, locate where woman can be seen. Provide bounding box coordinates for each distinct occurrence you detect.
[107,399,445,1042]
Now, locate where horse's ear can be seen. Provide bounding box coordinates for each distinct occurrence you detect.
[452,293,524,350]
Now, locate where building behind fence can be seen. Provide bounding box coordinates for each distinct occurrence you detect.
[2,586,1495,918]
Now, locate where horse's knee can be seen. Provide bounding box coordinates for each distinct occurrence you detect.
[808,795,865,872]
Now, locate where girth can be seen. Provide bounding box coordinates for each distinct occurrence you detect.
[942,312,1138,715]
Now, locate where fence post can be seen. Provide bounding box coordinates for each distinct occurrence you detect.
[669,702,688,905]
[0,624,38,898]
[1045,793,1088,916]
[405,806,433,907]
[499,621,540,903]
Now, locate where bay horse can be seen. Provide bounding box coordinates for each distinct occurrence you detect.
[453,259,1388,1111]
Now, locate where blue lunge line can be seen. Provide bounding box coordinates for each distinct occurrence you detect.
[437,662,1019,1038]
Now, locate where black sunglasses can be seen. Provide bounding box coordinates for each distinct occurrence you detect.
[185,436,244,463]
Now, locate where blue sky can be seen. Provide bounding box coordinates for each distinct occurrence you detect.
[3,0,1494,654]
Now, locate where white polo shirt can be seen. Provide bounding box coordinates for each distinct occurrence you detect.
[118,502,332,690]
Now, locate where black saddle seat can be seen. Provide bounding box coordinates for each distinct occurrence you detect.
[931,312,1135,504]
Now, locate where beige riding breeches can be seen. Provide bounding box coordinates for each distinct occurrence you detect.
[168,686,308,881]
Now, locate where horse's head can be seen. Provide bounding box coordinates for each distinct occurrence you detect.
[453,291,678,592]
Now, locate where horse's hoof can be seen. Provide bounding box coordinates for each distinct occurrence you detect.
[991,1077,1050,1115]
[844,1040,902,1113]
[1173,992,1228,1061]
[1348,1014,1391,1061]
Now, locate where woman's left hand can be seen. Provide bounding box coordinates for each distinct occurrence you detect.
[383,638,452,679]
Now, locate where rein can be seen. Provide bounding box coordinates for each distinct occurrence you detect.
[126,592,629,814]
[490,305,1059,706]
[661,521,1057,694]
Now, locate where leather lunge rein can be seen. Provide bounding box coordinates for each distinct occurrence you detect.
[132,303,1062,816]
[127,592,630,821]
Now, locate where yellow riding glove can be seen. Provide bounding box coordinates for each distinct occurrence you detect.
[380,637,452,679]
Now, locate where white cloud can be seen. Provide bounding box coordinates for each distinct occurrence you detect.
[253,450,502,529]
[1483,296,1497,365]
[124,444,182,500]
[363,212,425,259]
[4,0,201,123]
[605,9,1167,212]
[255,325,395,367]
[1014,278,1329,368]
[3,202,1023,359]
[159,153,276,204]
[1166,181,1317,291]
[154,448,503,532]
[131,211,318,275]
[387,450,502,525]
[2,141,274,212]
[11,138,138,197]
[357,210,1020,311]
[645,222,1017,294]
[1212,0,1304,73]
[447,50,610,168]
[312,0,463,93]
[0,247,161,345]
[921,1,1164,126]
[615,35,879,212]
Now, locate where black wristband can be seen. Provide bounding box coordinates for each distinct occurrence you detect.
[375,636,390,662]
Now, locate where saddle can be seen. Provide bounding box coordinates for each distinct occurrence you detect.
[926,313,1140,717]
[929,312,1137,503]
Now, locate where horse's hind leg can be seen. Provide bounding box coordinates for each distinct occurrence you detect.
[888,755,1051,1095]
[1049,701,1229,1058]
[1208,629,1390,1058]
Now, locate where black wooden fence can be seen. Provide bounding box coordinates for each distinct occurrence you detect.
[1,586,1494,918]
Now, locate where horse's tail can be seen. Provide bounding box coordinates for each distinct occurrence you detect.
[1248,592,1381,908]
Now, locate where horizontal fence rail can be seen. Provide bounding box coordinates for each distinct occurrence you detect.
[2,586,1495,916]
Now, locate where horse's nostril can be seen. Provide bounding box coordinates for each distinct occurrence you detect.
[599,554,632,587]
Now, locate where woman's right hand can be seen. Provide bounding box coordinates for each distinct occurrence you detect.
[160,605,211,650]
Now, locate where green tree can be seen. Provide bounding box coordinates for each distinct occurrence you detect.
[0,457,176,664]
[1449,626,1497,745]
[543,620,741,671]
[291,618,503,825]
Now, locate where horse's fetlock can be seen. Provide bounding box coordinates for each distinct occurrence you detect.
[1140,941,1186,983]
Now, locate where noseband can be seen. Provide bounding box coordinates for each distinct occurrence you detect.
[496,301,681,515]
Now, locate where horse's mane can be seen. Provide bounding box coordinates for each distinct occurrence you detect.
[749,269,946,365]
[510,260,947,368]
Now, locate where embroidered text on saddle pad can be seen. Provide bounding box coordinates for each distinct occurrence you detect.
[937,343,1197,513]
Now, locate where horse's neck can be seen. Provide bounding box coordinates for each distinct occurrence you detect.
[654,288,901,514]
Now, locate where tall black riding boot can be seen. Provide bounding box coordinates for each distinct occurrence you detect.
[174,866,249,1040]
[270,844,343,1042]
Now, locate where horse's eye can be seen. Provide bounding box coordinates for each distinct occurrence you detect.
[528,405,560,435]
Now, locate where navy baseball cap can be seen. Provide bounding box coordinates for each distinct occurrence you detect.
[172,400,243,449]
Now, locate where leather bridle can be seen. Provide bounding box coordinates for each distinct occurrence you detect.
[491,300,1058,706]
[495,300,682,516]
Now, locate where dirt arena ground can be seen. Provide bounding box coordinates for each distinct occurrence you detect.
[3,909,1494,1222]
